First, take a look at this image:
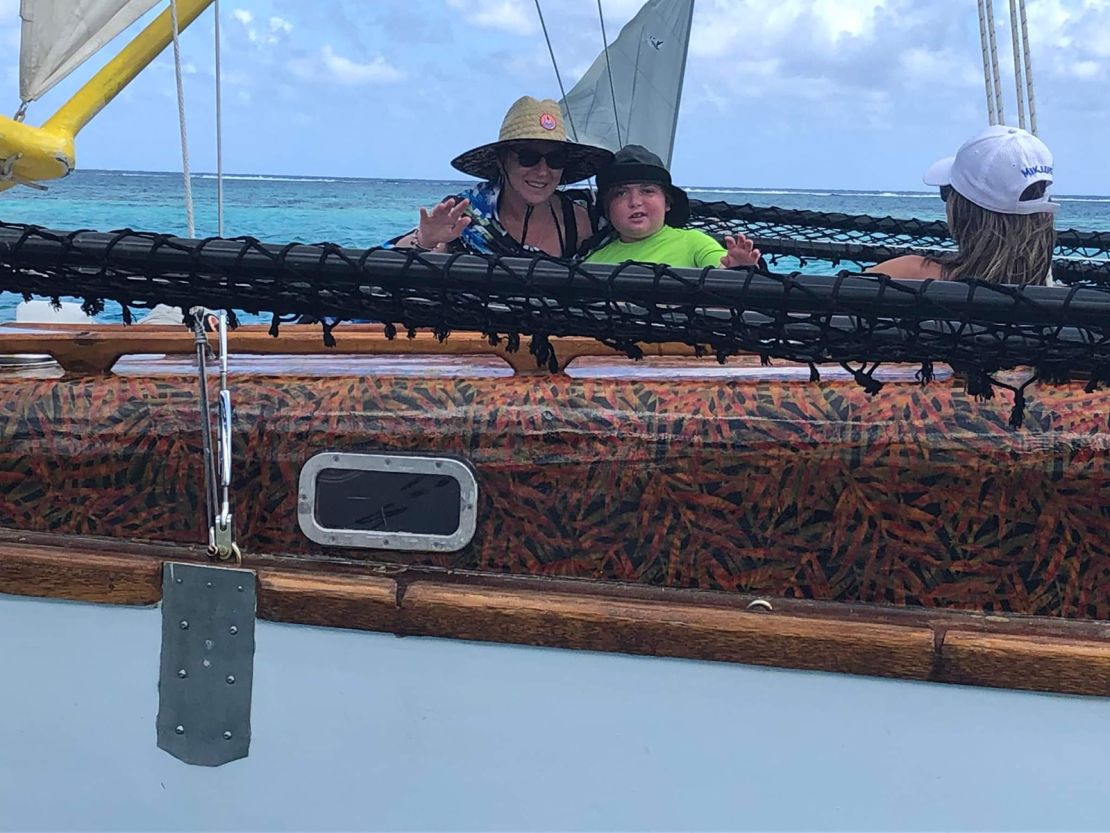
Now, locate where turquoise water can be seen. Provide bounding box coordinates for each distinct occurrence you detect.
[3,169,1109,321]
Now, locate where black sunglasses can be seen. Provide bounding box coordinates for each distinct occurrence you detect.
[513,147,569,169]
[939,185,954,202]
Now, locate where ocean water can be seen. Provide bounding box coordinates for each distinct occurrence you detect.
[3,169,1109,322]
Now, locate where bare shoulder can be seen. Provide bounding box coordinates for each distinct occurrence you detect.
[866,255,945,280]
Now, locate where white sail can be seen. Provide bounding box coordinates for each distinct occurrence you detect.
[19,0,161,103]
[560,0,695,166]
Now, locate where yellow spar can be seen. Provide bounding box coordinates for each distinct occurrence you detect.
[0,0,214,192]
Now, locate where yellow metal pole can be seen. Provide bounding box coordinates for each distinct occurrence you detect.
[0,0,213,191]
[45,0,215,137]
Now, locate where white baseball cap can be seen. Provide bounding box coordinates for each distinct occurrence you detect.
[923,125,1058,215]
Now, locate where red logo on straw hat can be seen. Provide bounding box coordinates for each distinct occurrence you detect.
[539,113,558,130]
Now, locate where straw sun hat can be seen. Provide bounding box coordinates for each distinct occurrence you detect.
[450,96,613,184]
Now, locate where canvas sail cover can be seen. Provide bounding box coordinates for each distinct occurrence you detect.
[19,0,161,102]
[560,0,695,166]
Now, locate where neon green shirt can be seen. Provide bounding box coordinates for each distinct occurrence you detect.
[584,225,726,268]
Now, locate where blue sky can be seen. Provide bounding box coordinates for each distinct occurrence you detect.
[3,0,1110,193]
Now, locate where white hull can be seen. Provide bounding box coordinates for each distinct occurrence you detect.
[2,591,1107,831]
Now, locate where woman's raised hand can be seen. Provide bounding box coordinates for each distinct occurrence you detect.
[720,234,761,269]
[418,198,472,248]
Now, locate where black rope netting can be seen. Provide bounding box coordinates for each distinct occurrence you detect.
[0,220,1107,427]
[688,200,1110,286]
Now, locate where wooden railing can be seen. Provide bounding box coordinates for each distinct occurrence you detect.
[0,323,708,375]
[0,531,1107,697]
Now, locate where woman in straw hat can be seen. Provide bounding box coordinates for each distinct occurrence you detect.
[871,125,1058,285]
[393,96,613,258]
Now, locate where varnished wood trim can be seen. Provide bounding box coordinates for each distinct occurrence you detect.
[2,541,1109,696]
[258,571,401,631]
[939,631,1110,697]
[0,323,710,375]
[391,581,938,679]
[0,542,162,605]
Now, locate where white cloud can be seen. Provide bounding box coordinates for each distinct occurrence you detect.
[269,16,293,37]
[321,46,405,84]
[1068,59,1101,78]
[233,8,292,45]
[446,0,537,35]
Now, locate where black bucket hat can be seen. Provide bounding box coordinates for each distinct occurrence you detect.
[595,144,690,227]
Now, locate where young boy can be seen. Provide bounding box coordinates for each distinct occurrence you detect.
[584,145,760,268]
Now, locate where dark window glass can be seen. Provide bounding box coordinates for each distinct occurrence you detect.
[314,469,461,535]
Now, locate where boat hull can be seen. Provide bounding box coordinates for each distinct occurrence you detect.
[2,590,1108,832]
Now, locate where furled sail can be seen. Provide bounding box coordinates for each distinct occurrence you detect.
[560,0,695,166]
[19,0,161,103]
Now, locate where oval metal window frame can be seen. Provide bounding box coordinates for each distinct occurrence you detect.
[297,452,478,552]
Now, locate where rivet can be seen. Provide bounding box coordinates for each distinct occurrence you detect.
[202,659,212,668]
[175,725,185,735]
[175,577,183,584]
[177,669,187,679]
[179,620,189,630]
[226,675,236,685]
[237,585,244,592]
[229,625,239,635]
[206,581,213,588]
[223,731,233,740]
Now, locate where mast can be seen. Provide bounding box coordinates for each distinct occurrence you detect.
[665,0,695,168]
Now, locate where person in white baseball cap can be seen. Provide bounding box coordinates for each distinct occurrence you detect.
[872,125,1057,285]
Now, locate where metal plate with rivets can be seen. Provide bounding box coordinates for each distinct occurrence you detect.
[156,562,256,767]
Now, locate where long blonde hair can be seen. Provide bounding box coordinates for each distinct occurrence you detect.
[928,185,1056,285]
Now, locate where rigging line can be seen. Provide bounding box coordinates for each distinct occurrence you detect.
[214,0,224,236]
[1008,0,1026,130]
[1018,0,1038,135]
[170,0,195,238]
[597,0,623,148]
[984,0,1006,126]
[533,0,578,141]
[976,0,998,124]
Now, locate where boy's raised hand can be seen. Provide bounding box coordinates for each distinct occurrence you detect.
[720,234,761,268]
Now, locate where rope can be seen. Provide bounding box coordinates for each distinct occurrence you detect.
[985,0,1006,126]
[214,0,225,236]
[533,0,578,141]
[977,0,998,124]
[1008,0,1026,129]
[169,0,195,238]
[596,0,623,148]
[1019,0,1038,134]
